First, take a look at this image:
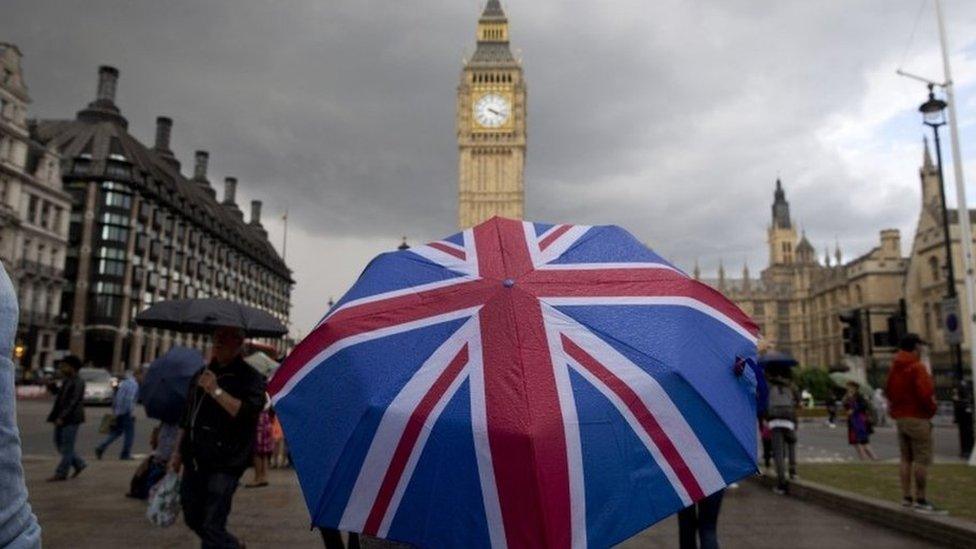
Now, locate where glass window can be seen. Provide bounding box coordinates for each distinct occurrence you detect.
[929,257,940,282]
[105,161,131,179]
[40,202,50,228]
[100,225,129,243]
[27,195,38,222]
[100,212,130,226]
[97,259,126,277]
[103,191,131,209]
[94,281,123,294]
[92,295,122,318]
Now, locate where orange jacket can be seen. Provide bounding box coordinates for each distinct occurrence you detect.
[885,350,937,419]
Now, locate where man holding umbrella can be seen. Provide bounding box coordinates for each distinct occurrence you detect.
[169,326,266,548]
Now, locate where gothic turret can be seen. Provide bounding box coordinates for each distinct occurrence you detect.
[797,231,815,264]
[772,178,791,229]
[768,178,799,266]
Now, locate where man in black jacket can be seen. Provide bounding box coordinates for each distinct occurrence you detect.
[170,326,266,548]
[46,355,86,481]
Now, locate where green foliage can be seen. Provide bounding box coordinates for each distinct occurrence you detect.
[794,367,834,402]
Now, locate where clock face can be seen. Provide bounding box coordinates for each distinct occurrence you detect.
[474,93,511,128]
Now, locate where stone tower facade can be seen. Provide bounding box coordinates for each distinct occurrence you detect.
[457,0,526,228]
[768,178,797,265]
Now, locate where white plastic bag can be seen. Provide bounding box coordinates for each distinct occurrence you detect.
[147,472,181,527]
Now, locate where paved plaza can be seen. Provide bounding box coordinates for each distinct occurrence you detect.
[16,400,948,548]
[22,457,941,549]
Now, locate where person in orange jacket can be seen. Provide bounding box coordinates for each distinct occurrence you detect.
[885,333,944,514]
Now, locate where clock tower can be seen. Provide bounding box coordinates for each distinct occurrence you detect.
[457,0,526,228]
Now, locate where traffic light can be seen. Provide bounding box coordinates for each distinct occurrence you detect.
[839,309,863,356]
[13,344,24,359]
[887,300,908,348]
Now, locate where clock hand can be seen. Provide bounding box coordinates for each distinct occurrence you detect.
[487,108,501,116]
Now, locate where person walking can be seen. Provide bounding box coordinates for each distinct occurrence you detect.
[677,490,724,549]
[270,410,287,468]
[825,397,838,428]
[0,261,41,546]
[886,334,945,514]
[127,421,179,499]
[169,326,267,548]
[95,367,141,460]
[766,365,799,495]
[46,355,87,481]
[246,406,274,488]
[872,388,889,427]
[844,381,877,461]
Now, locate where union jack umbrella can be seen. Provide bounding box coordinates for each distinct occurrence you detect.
[270,217,759,548]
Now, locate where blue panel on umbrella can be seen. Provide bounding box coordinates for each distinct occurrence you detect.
[442,231,465,247]
[331,252,467,313]
[387,380,491,548]
[569,368,685,547]
[275,317,469,523]
[548,225,681,270]
[553,304,757,463]
[533,222,556,236]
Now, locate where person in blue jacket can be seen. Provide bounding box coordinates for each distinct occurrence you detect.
[0,262,42,547]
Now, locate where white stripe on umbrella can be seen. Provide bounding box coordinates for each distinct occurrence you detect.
[543,304,727,506]
[541,296,758,345]
[468,315,508,549]
[339,318,477,533]
[542,307,588,549]
[274,307,481,404]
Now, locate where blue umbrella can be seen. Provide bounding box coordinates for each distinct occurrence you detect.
[757,350,799,368]
[270,217,760,548]
[141,346,205,423]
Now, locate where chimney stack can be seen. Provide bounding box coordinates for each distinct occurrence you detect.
[193,151,209,180]
[96,65,119,103]
[154,116,173,152]
[250,200,262,225]
[223,177,237,205]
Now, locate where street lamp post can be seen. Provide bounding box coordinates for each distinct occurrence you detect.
[919,84,974,457]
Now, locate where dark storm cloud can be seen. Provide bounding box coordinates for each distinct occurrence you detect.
[3,0,976,331]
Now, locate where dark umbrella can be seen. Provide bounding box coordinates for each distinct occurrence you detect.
[135,298,287,337]
[757,350,799,368]
[141,346,205,423]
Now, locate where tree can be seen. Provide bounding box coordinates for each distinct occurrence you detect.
[795,367,834,403]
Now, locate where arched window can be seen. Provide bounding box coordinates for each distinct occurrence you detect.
[929,256,940,281]
[923,303,931,339]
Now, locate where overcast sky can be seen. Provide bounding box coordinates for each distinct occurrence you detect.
[3,0,976,336]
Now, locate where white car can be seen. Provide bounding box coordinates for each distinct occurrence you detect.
[79,367,117,405]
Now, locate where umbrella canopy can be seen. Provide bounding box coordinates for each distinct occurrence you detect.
[244,351,279,376]
[135,298,287,337]
[757,350,799,369]
[141,346,205,423]
[269,217,760,548]
[829,372,874,400]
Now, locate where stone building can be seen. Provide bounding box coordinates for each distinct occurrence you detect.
[457,0,526,228]
[30,65,292,372]
[904,140,976,392]
[702,178,908,382]
[0,43,71,372]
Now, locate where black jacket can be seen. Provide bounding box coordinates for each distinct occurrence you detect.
[180,355,266,474]
[47,376,85,425]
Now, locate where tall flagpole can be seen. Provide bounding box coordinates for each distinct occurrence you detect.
[932,0,976,466]
[282,208,289,262]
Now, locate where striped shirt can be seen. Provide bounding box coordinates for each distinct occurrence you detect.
[113,375,139,416]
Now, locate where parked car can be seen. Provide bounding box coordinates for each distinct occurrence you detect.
[79,367,117,405]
